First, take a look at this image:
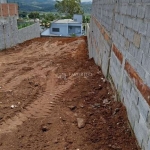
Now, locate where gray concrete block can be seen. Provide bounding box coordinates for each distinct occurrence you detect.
[125,39,130,50]
[145,5,150,20]
[0,25,5,50]
[134,60,146,78]
[127,28,134,42]
[145,72,150,87]
[140,36,149,54]
[134,116,149,148]
[146,111,150,129]
[127,99,140,129]
[142,53,150,74]
[128,45,135,59]
[132,18,140,32]
[120,24,124,35]
[130,0,135,2]
[126,5,132,15]
[127,17,133,29]
[139,20,148,35]
[131,99,140,121]
[120,34,126,47]
[120,15,124,24]
[133,32,141,48]
[146,22,150,37]
[122,5,127,15]
[138,94,149,123]
[146,139,150,150]
[131,6,138,17]
[142,0,150,3]
[135,0,142,2]
[137,5,145,19]
[127,108,135,129]
[131,86,139,104]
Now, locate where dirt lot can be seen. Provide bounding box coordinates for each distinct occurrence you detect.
[0,36,140,150]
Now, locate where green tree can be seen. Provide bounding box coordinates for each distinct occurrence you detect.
[28,12,40,20]
[55,0,83,17]
[41,13,56,28]
[45,13,55,21]
[83,15,90,23]
[19,11,28,18]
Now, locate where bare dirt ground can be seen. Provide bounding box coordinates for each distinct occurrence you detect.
[0,37,140,150]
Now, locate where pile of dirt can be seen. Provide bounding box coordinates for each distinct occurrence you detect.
[0,37,140,150]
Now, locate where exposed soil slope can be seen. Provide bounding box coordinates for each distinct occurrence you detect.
[0,37,140,150]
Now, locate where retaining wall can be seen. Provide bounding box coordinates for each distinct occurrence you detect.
[88,0,150,149]
[0,17,40,50]
[18,23,40,44]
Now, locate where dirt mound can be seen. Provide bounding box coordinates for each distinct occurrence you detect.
[0,37,140,150]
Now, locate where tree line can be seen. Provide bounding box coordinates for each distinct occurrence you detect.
[19,0,91,27]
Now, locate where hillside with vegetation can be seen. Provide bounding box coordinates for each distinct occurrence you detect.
[8,0,92,13]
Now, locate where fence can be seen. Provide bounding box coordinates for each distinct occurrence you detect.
[88,0,150,149]
[0,17,40,50]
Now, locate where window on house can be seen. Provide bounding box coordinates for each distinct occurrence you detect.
[69,26,72,30]
[52,28,59,32]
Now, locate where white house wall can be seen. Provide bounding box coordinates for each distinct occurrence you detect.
[41,28,50,36]
[50,23,68,36]
[68,26,81,35]
[73,14,82,23]
[69,23,82,26]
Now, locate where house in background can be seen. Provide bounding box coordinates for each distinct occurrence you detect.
[41,14,83,37]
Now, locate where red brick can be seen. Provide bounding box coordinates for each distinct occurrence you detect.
[9,4,16,16]
[112,44,123,64]
[125,61,150,105]
[93,16,111,45]
[15,4,18,15]
[2,4,9,17]
[0,4,18,17]
[0,5,2,17]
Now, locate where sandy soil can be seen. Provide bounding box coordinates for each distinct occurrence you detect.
[0,37,140,150]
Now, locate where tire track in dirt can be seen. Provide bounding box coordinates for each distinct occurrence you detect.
[0,68,73,134]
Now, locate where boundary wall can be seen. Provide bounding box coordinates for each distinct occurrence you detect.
[0,17,40,50]
[88,0,150,149]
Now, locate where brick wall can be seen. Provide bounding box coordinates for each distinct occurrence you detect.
[88,0,150,149]
[0,3,18,17]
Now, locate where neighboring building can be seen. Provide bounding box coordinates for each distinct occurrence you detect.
[41,14,83,37]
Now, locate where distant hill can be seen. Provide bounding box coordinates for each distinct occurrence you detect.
[8,0,54,4]
[7,0,91,13]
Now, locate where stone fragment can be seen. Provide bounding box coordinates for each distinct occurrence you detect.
[68,105,76,110]
[77,118,86,129]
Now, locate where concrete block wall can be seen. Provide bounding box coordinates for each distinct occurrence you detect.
[88,0,150,149]
[0,17,40,50]
[0,16,18,49]
[18,23,40,44]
